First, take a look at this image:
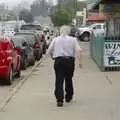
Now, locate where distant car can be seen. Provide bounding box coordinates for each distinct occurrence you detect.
[14,32,42,60]
[20,24,47,54]
[12,36,35,70]
[78,23,105,41]
[0,37,21,85]
[20,24,43,36]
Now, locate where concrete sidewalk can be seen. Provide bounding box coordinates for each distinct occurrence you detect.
[0,53,120,120]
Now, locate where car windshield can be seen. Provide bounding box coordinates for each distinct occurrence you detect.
[24,35,36,45]
[12,37,23,47]
[14,34,37,45]
[21,25,42,30]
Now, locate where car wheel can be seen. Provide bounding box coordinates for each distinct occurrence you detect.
[30,57,35,66]
[36,55,41,61]
[6,67,13,85]
[15,69,21,78]
[43,45,46,54]
[22,56,28,70]
[40,52,43,58]
[81,32,90,42]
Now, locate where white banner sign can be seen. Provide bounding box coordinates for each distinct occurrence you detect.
[104,42,120,67]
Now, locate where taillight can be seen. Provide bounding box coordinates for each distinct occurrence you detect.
[40,35,45,42]
[34,43,40,48]
[15,48,21,55]
[0,51,6,65]
[41,39,44,42]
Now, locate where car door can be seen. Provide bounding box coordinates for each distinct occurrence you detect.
[24,39,32,61]
[25,37,34,60]
[27,41,34,60]
[10,41,19,72]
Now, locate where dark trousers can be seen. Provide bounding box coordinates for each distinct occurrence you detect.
[54,57,75,102]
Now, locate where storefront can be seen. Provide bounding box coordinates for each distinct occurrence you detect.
[90,0,120,71]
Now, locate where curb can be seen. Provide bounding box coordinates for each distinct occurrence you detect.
[0,56,46,112]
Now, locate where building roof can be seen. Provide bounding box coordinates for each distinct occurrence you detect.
[87,14,106,21]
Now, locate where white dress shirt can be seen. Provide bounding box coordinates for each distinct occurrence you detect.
[47,35,82,58]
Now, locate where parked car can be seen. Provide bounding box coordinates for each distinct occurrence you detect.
[77,23,105,41]
[20,30,47,54]
[20,24,47,54]
[12,36,35,70]
[14,32,42,60]
[0,37,21,85]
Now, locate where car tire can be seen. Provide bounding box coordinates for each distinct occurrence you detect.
[42,44,46,54]
[36,55,41,61]
[6,67,13,85]
[40,52,43,58]
[30,57,35,66]
[81,33,90,42]
[22,56,28,70]
[15,69,21,78]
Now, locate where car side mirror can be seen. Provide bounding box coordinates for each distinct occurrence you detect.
[29,44,33,47]
[47,36,50,39]
[22,42,27,47]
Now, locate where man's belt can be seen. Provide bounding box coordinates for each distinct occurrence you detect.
[55,56,75,60]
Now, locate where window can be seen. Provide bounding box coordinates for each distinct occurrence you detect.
[96,25,102,29]
[21,25,42,30]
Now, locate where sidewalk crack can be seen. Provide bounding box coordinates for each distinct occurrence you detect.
[105,76,113,85]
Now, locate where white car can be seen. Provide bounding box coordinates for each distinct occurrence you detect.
[78,23,105,41]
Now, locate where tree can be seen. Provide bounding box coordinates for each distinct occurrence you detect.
[50,0,86,26]
[19,9,34,23]
[50,7,72,27]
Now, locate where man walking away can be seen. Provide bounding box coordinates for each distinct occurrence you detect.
[47,25,82,107]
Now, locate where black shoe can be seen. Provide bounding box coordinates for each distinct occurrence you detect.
[57,102,63,107]
[65,98,72,103]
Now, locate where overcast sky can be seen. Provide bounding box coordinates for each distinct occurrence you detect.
[0,0,34,4]
[0,0,57,9]
[0,0,90,9]
[0,0,57,4]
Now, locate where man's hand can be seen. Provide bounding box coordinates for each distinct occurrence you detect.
[52,57,55,60]
[79,63,82,68]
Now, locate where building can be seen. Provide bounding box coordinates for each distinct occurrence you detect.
[91,0,120,37]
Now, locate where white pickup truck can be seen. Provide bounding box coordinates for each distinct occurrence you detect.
[78,23,105,41]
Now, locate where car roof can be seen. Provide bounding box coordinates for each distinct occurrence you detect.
[21,24,42,29]
[12,35,26,40]
[15,31,35,34]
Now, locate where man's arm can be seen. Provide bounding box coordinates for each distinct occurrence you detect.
[75,39,83,68]
[47,39,55,59]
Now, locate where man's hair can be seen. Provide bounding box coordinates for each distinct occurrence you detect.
[60,25,71,36]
